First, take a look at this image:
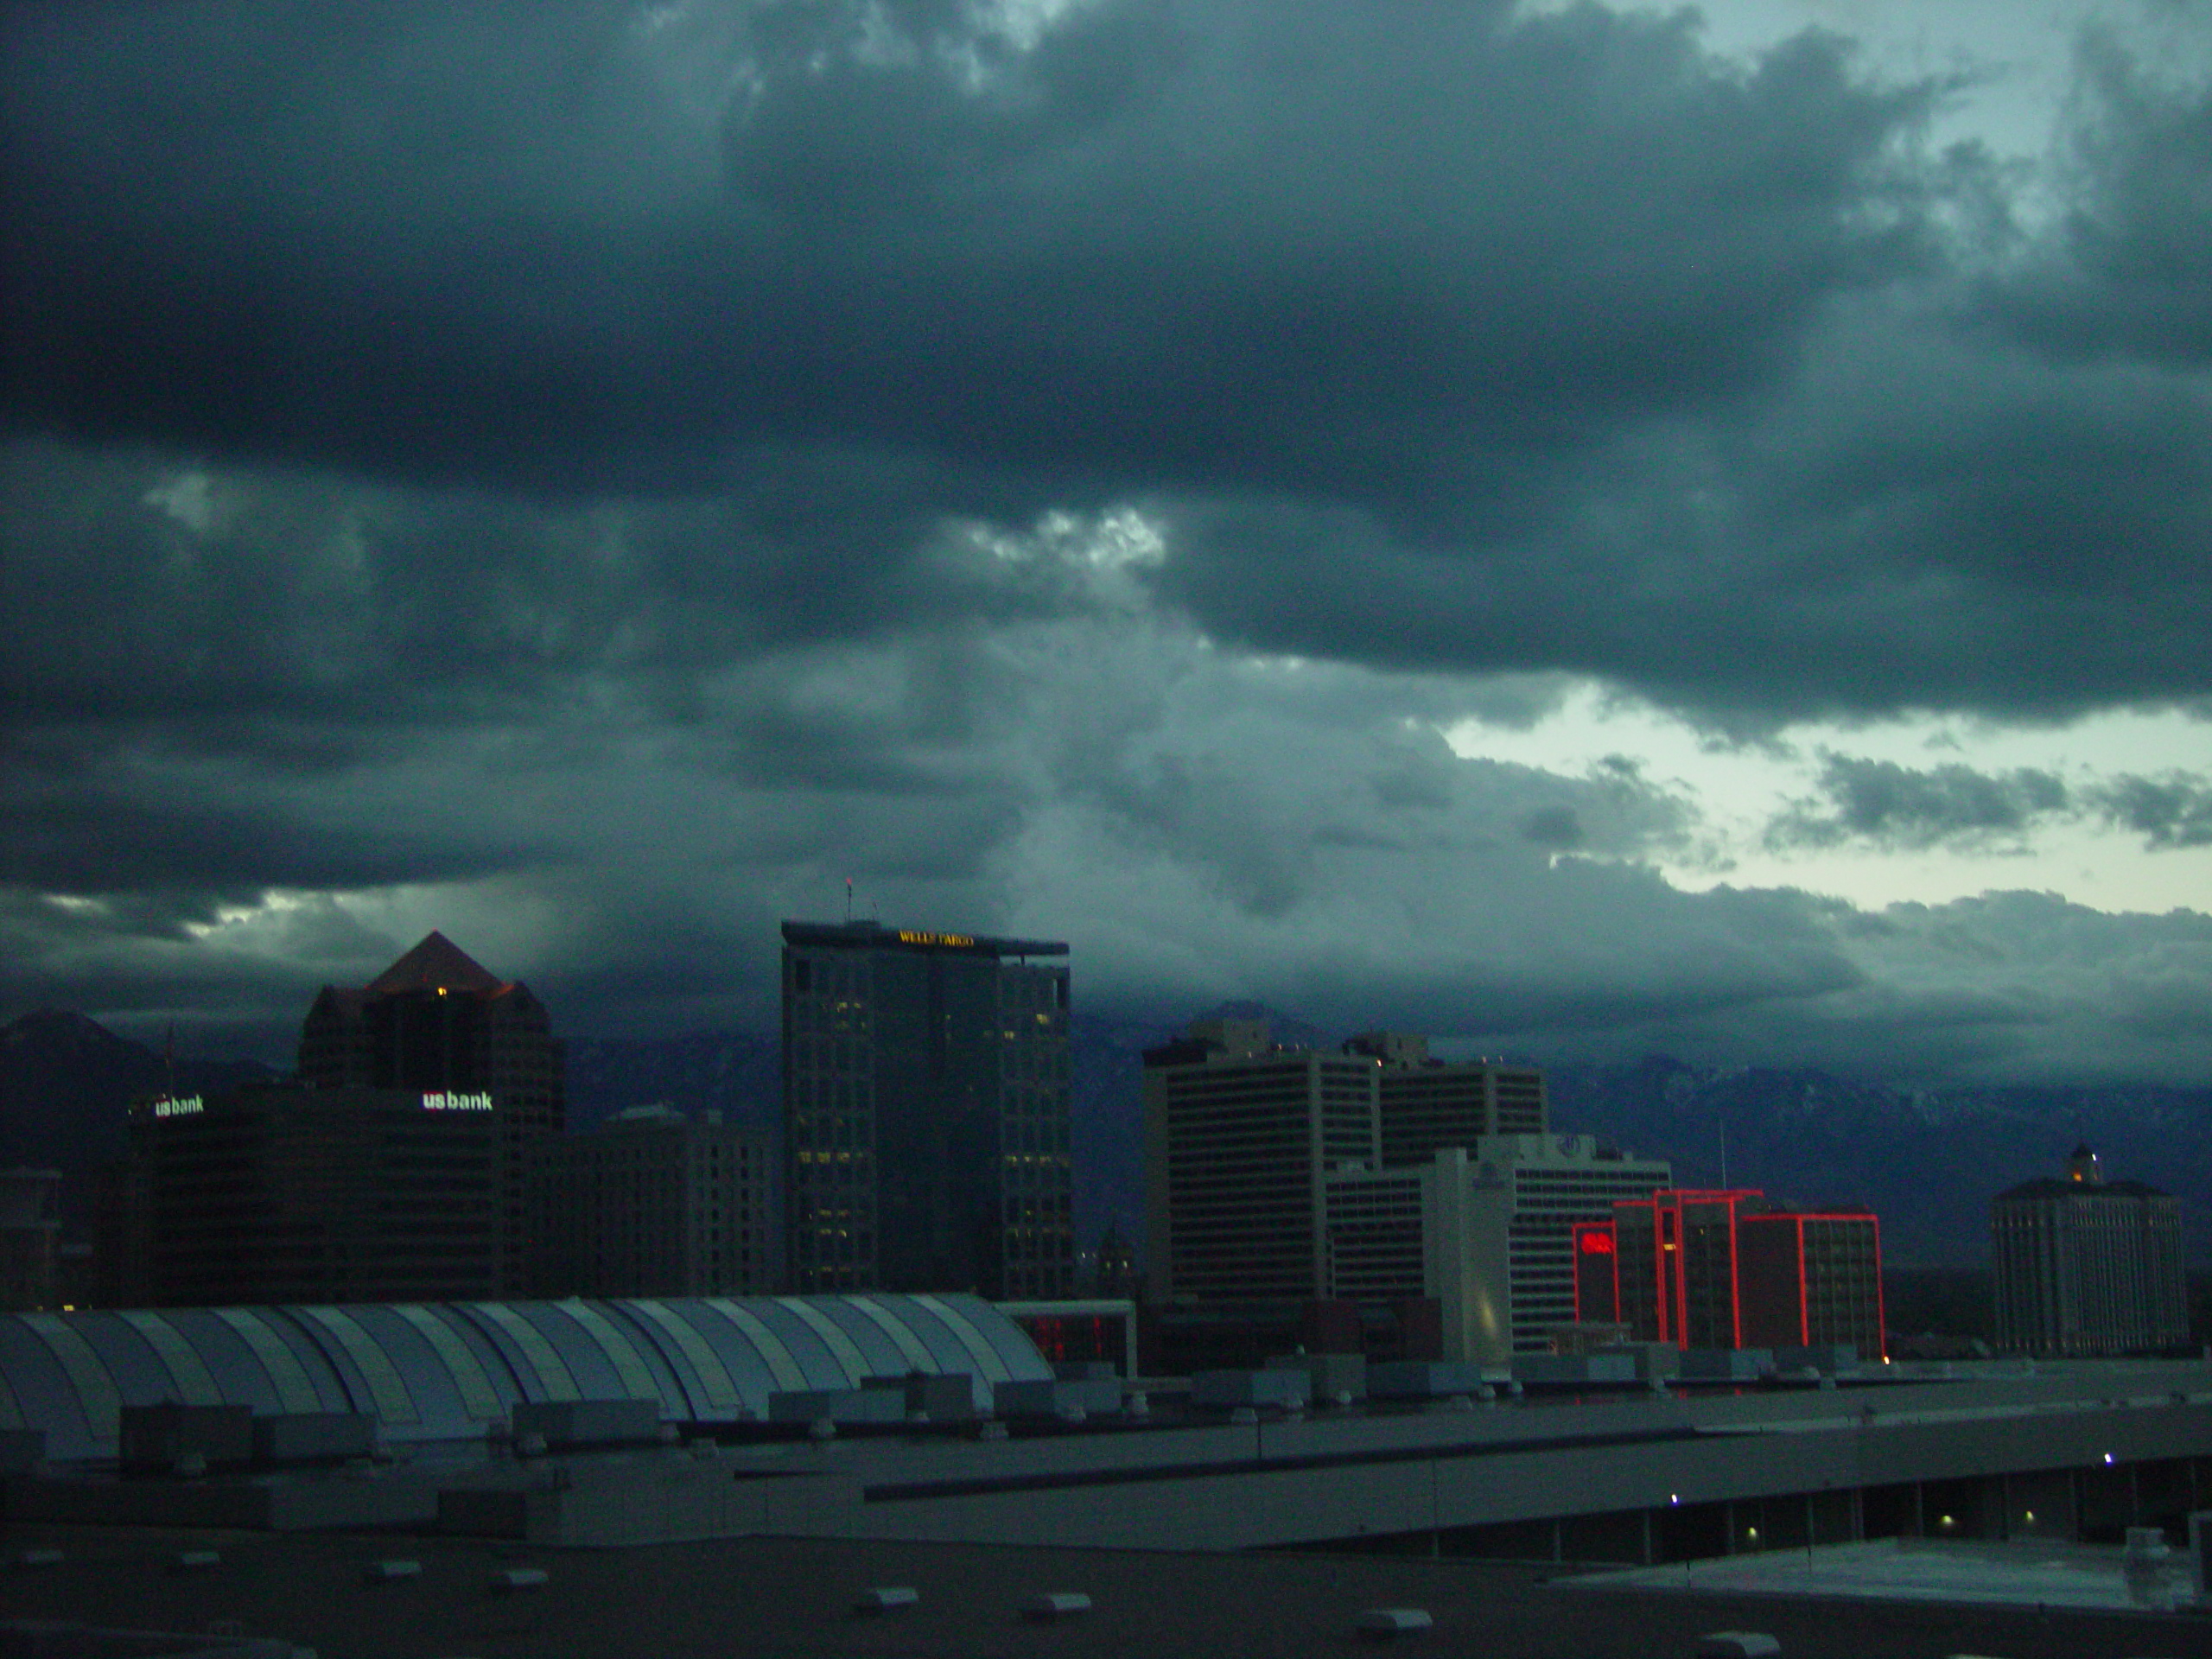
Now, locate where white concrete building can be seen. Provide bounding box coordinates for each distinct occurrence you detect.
[1325,1137,1674,1365]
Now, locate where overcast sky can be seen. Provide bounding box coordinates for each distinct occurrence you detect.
[4,0,2209,1087]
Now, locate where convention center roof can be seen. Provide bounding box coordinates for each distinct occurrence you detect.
[0,1294,1050,1462]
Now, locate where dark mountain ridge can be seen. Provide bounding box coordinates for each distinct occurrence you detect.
[0,1010,279,1226]
[1542,1055,2211,1265]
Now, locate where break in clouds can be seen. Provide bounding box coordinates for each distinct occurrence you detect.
[3,0,2209,1085]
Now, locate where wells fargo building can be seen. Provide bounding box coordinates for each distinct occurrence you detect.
[781,920,1073,1300]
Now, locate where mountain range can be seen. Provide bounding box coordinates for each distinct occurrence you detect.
[5,1007,2204,1267]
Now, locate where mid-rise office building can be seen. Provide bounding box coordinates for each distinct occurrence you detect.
[116,1083,505,1306]
[1594,1189,1885,1361]
[299,931,563,1293]
[531,1105,772,1298]
[782,920,1073,1299]
[1474,1135,1677,1357]
[1993,1145,2188,1357]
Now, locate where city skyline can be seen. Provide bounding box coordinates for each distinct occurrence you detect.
[4,1,2209,1095]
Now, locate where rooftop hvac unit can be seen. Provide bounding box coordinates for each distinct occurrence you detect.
[1354,1607,1433,1637]
[1020,1592,1091,1620]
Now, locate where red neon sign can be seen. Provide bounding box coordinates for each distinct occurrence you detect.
[1578,1230,1615,1255]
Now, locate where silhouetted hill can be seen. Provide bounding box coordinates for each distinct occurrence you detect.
[0,1011,278,1226]
[565,1030,780,1135]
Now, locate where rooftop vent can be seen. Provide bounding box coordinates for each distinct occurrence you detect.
[1354,1607,1433,1638]
[1694,1635,1779,1658]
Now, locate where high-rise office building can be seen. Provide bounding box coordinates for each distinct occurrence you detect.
[530,1106,772,1298]
[298,931,564,1294]
[1599,1189,1885,1361]
[1143,1020,1382,1301]
[1993,1145,2188,1357]
[782,920,1073,1299]
[117,1083,505,1306]
[1145,1022,1544,1302]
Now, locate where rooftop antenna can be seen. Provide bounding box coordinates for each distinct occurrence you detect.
[845,877,854,924]
[163,1021,177,1098]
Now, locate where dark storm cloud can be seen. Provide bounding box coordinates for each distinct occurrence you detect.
[0,438,1073,770]
[2092,772,2212,849]
[0,885,396,1045]
[1154,290,2212,722]
[4,1,1932,496]
[4,2,2210,1088]
[1788,894,2212,1084]
[22,0,2198,728]
[1467,891,2212,1087]
[0,785,535,910]
[1765,755,2072,851]
[1761,755,2212,855]
[1999,26,2212,366]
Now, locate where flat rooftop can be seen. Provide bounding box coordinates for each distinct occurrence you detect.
[3,1527,2203,1659]
[1573,1536,2202,1615]
[12,1360,2212,1554]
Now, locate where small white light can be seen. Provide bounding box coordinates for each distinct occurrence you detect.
[2103,1452,2115,1465]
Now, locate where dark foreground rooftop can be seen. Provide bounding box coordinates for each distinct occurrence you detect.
[3,1526,2202,1659]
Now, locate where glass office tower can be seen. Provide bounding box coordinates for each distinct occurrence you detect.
[782,920,1073,1299]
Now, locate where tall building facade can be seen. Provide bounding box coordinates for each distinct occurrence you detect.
[531,1106,772,1298]
[1993,1146,2188,1357]
[782,920,1073,1299]
[117,1084,505,1306]
[1600,1189,1885,1361]
[298,931,564,1293]
[1143,1020,1382,1301]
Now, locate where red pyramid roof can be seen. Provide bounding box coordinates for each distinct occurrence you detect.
[363,931,507,995]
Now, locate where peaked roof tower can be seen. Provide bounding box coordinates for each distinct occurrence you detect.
[364,931,507,996]
[296,929,566,1298]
